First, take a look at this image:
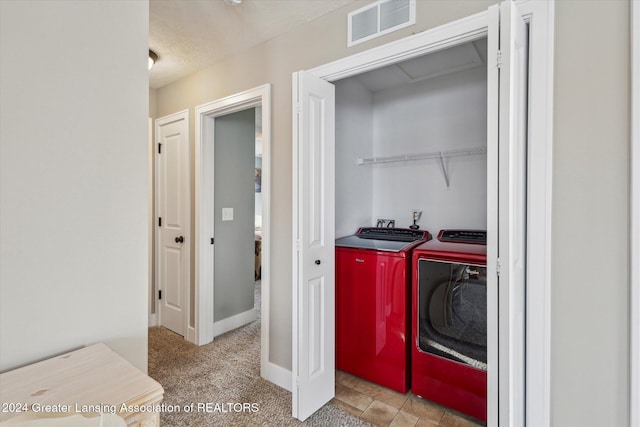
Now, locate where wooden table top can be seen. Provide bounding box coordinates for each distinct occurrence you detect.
[0,343,163,423]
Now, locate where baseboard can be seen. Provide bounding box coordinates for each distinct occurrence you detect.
[186,325,196,344]
[213,308,256,337]
[262,361,292,392]
[148,313,158,327]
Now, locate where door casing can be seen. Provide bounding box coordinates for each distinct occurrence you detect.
[149,118,155,327]
[631,3,640,426]
[193,85,281,386]
[293,1,554,425]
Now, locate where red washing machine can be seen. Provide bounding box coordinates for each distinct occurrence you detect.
[411,230,487,421]
[336,227,430,393]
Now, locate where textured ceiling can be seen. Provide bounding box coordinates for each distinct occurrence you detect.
[149,0,357,88]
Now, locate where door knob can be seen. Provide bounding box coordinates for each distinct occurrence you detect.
[315,259,321,265]
[175,236,184,243]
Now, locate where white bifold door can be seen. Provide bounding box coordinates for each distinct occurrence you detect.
[291,71,336,421]
[292,2,529,424]
[488,1,529,426]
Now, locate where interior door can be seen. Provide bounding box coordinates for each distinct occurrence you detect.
[156,111,190,336]
[488,2,529,425]
[292,70,335,421]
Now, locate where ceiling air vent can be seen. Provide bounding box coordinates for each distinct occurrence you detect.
[348,0,415,47]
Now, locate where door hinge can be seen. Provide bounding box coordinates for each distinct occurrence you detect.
[158,290,162,300]
[210,237,215,245]
[158,143,162,154]
[158,217,162,227]
[496,258,501,277]
[496,50,503,69]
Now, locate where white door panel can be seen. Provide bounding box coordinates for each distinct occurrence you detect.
[489,2,528,425]
[162,134,184,227]
[156,111,190,337]
[292,70,335,421]
[164,248,182,307]
[501,3,528,423]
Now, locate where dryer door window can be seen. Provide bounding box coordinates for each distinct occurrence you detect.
[417,259,487,370]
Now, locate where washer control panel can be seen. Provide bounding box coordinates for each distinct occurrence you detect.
[437,229,486,244]
[357,227,428,242]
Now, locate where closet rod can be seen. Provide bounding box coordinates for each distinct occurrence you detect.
[356,146,487,166]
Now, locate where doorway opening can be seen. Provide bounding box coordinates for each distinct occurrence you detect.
[333,37,489,423]
[292,1,554,424]
[334,39,488,239]
[210,107,259,336]
[194,84,277,385]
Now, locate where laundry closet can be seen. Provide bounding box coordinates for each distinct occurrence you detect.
[334,38,490,422]
[335,39,488,236]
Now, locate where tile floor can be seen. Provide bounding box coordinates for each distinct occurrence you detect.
[332,371,486,427]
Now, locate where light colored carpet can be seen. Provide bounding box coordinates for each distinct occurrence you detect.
[148,284,372,427]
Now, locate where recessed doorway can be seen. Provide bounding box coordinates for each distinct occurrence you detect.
[194,84,277,385]
[292,1,554,424]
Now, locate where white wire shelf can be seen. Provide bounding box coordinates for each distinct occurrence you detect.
[356,146,487,187]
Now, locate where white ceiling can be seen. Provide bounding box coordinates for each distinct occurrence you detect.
[149,0,357,89]
[354,39,488,93]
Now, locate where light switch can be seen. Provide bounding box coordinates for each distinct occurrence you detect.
[222,208,234,221]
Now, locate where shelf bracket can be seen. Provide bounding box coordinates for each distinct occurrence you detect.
[438,152,450,187]
[356,146,486,187]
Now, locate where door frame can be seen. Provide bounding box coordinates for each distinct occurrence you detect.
[295,0,554,424]
[194,84,276,381]
[631,2,639,426]
[149,118,156,327]
[154,109,191,336]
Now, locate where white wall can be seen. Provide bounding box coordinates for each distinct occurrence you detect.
[335,78,374,238]
[371,67,487,232]
[0,0,149,372]
[335,66,487,235]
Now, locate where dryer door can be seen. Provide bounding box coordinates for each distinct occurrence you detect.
[417,259,487,370]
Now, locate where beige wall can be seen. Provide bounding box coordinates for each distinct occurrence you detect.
[552,1,630,426]
[153,0,632,424]
[154,0,494,372]
[149,88,158,120]
[1,1,149,372]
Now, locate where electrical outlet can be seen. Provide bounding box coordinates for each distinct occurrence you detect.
[376,218,395,227]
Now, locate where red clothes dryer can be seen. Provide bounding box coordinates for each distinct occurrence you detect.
[411,230,487,421]
[336,227,430,393]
